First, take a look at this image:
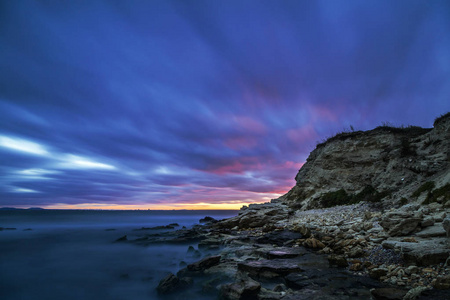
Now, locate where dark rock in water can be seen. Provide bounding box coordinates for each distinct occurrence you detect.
[267,249,301,259]
[105,228,116,231]
[199,216,218,223]
[433,275,450,289]
[187,245,196,253]
[23,228,32,231]
[371,288,407,300]
[169,223,180,227]
[133,225,175,231]
[115,235,127,242]
[238,259,303,278]
[219,278,261,300]
[179,261,187,268]
[1,227,17,230]
[369,267,388,279]
[156,273,192,294]
[187,255,221,271]
[284,273,311,289]
[327,255,348,267]
[256,230,303,246]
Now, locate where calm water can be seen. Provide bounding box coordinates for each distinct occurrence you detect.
[0,210,237,300]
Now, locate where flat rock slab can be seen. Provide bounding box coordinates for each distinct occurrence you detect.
[415,224,446,238]
[238,259,303,277]
[187,255,221,271]
[382,238,449,265]
[267,250,301,259]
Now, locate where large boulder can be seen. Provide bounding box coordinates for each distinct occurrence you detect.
[219,278,261,300]
[379,211,422,236]
[156,273,192,294]
[187,255,221,271]
[238,259,303,278]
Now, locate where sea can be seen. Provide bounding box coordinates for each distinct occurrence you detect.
[0,209,238,300]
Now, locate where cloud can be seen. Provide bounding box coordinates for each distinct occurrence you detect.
[0,0,449,208]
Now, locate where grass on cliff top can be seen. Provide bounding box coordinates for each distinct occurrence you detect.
[319,185,390,208]
[315,123,431,149]
[412,181,435,198]
[433,112,450,127]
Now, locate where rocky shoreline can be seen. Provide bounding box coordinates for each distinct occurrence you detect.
[117,113,450,299]
[117,201,449,299]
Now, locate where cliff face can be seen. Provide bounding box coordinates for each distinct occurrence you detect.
[280,113,450,210]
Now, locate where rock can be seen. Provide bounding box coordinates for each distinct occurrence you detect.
[403,286,428,300]
[303,237,325,249]
[200,216,218,224]
[370,287,407,300]
[115,235,127,242]
[369,268,388,279]
[256,230,303,246]
[187,255,221,271]
[421,216,435,228]
[416,224,446,238]
[327,255,348,267]
[219,278,261,300]
[443,218,450,237]
[379,212,422,236]
[238,259,303,278]
[156,273,192,294]
[267,249,301,259]
[348,246,366,258]
[349,262,363,271]
[133,225,176,230]
[433,275,450,289]
[292,224,311,238]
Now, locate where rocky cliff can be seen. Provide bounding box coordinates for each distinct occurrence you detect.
[280,112,450,210]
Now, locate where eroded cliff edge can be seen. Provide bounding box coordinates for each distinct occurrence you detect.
[279,112,450,210]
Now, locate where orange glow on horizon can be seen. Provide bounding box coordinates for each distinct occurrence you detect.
[40,201,268,210]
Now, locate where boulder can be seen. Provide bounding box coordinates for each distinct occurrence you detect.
[416,224,446,238]
[433,275,450,290]
[369,268,388,279]
[379,212,422,236]
[156,273,192,294]
[187,255,221,271]
[370,287,407,300]
[238,259,303,278]
[219,278,261,300]
[327,255,348,267]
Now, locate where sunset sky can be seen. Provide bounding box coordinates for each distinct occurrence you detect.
[1,0,449,209]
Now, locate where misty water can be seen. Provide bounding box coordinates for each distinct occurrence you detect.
[0,210,237,300]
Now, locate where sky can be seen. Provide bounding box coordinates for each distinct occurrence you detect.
[1,0,450,210]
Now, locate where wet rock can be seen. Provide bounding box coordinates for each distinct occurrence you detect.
[133,225,176,230]
[219,278,261,300]
[267,249,301,259]
[256,230,303,246]
[327,255,348,267]
[156,273,192,294]
[115,235,127,242]
[370,287,407,300]
[369,267,388,279]
[403,286,428,300]
[187,255,221,271]
[433,275,450,289]
[238,259,303,278]
[200,216,218,224]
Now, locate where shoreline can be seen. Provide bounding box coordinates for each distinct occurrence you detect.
[131,201,450,299]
